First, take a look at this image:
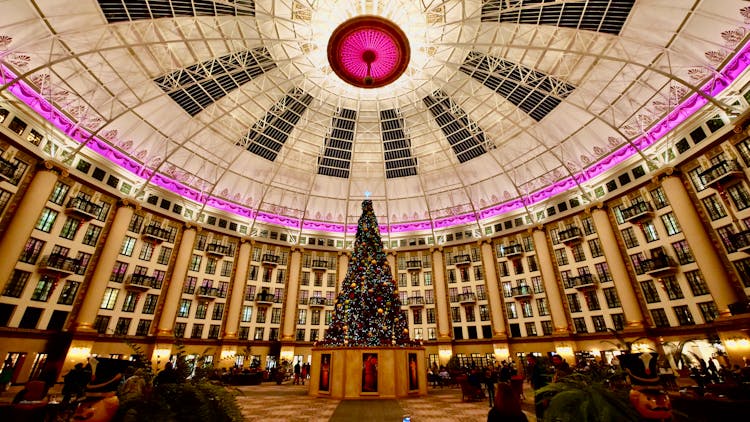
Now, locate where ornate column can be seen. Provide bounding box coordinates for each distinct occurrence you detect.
[281,247,302,341]
[156,224,197,336]
[223,239,252,339]
[431,247,452,341]
[0,162,60,284]
[72,200,136,332]
[337,251,350,285]
[660,171,743,317]
[479,239,507,339]
[591,206,645,329]
[386,250,397,277]
[532,227,569,333]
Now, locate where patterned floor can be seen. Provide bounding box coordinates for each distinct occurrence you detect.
[235,383,537,422]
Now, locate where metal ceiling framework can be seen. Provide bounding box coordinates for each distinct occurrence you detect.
[422,90,490,164]
[97,0,256,23]
[0,0,746,236]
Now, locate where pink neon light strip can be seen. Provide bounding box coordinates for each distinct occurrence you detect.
[2,43,749,234]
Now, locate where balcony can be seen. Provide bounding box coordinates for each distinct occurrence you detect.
[255,292,275,306]
[569,274,597,290]
[452,254,471,267]
[65,197,102,221]
[730,229,750,254]
[457,292,477,304]
[0,156,17,182]
[196,286,220,301]
[511,285,533,299]
[308,297,327,308]
[640,255,677,277]
[38,253,80,278]
[406,296,425,308]
[621,202,653,224]
[500,244,524,259]
[142,224,171,243]
[699,159,744,189]
[206,243,231,257]
[311,259,328,273]
[406,260,423,271]
[558,226,583,245]
[262,254,280,267]
[125,274,155,292]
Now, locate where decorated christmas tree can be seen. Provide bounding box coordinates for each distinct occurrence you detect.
[321,200,411,346]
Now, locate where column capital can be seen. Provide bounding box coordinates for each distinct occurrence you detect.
[386,249,398,257]
[291,245,304,253]
[117,198,141,211]
[652,166,678,183]
[586,202,607,213]
[240,237,254,245]
[182,221,200,232]
[36,160,69,177]
[338,250,352,258]
[533,224,545,233]
[430,246,443,254]
[477,237,493,246]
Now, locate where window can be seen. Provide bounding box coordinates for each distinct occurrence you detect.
[136,320,151,336]
[642,221,659,242]
[727,183,750,210]
[592,316,607,332]
[127,214,144,233]
[211,303,224,320]
[734,258,750,288]
[100,287,119,309]
[0,189,12,215]
[571,244,586,262]
[520,300,533,318]
[716,225,737,253]
[115,318,131,335]
[531,276,544,294]
[603,287,621,308]
[93,316,110,334]
[536,298,549,316]
[19,238,45,264]
[651,308,670,327]
[584,290,600,311]
[254,327,264,340]
[505,303,517,319]
[190,324,204,339]
[684,270,710,296]
[49,182,70,205]
[702,195,727,220]
[120,236,136,256]
[121,291,138,312]
[573,317,588,333]
[178,299,192,318]
[241,305,252,322]
[698,301,719,323]
[541,320,553,336]
[82,225,102,246]
[139,243,154,261]
[208,325,221,339]
[640,281,660,303]
[567,293,582,313]
[57,281,80,305]
[30,276,55,301]
[673,305,695,326]
[426,308,436,324]
[611,313,625,331]
[36,208,58,232]
[465,305,476,322]
[661,276,684,300]
[189,254,202,271]
[110,261,128,283]
[205,258,217,274]
[661,213,681,236]
[671,240,694,265]
[221,261,233,277]
[650,187,669,209]
[588,239,603,258]
[554,248,568,266]
[142,294,158,314]
[620,227,639,248]
[183,276,197,294]
[58,217,81,240]
[255,308,266,323]
[594,262,612,283]
[196,302,208,319]
[271,308,282,323]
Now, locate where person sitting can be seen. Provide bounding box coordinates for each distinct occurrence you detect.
[154,361,179,386]
[488,382,528,422]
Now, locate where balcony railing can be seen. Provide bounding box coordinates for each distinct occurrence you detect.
[500,244,524,258]
[196,286,221,300]
[567,274,597,290]
[255,292,275,305]
[206,243,231,257]
[311,260,328,272]
[406,260,423,271]
[262,254,280,267]
[457,292,477,304]
[39,253,80,277]
[65,197,102,221]
[142,224,171,243]
[452,254,471,267]
[558,226,583,245]
[639,255,677,277]
[125,274,155,291]
[511,285,533,298]
[730,229,750,254]
[407,296,425,307]
[0,156,17,181]
[308,297,327,307]
[621,202,653,223]
[699,159,744,189]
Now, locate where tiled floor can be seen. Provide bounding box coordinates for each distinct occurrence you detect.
[236,382,538,422]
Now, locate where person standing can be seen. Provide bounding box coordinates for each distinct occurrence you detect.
[484,367,496,408]
[293,361,301,385]
[488,382,528,422]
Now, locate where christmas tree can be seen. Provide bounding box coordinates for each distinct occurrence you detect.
[321,200,411,346]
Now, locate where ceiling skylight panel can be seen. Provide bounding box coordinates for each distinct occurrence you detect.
[422,90,488,164]
[97,0,255,23]
[153,47,276,116]
[480,0,635,36]
[240,87,314,162]
[318,108,356,179]
[380,109,417,179]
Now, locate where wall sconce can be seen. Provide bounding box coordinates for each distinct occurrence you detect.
[68,346,91,361]
[280,350,294,362]
[726,338,750,348]
[494,347,509,362]
[220,349,236,361]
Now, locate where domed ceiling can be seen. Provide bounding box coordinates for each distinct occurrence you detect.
[1,0,749,235]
